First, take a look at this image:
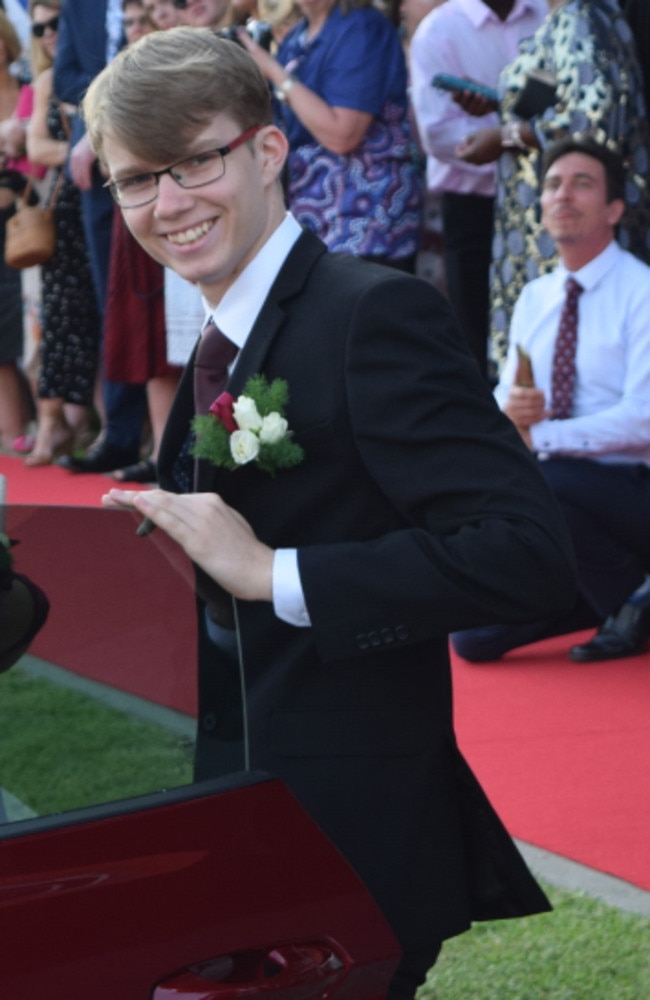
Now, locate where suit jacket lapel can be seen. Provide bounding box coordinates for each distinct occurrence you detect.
[226,229,326,398]
[157,340,198,490]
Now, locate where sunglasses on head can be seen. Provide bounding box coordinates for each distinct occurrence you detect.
[31,15,59,38]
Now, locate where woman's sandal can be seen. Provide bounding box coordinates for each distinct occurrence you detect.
[112,458,158,484]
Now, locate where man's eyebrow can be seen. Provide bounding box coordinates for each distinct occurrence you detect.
[545,171,598,184]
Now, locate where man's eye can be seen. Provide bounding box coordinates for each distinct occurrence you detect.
[186,151,220,169]
[119,173,153,191]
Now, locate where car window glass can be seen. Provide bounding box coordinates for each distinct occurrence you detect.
[0,503,246,828]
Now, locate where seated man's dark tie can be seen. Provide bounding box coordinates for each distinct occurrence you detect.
[550,277,583,420]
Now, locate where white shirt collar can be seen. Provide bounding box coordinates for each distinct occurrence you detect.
[557,239,622,295]
[458,0,544,28]
[201,213,302,350]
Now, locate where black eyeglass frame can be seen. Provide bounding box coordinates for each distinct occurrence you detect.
[31,15,59,38]
[104,125,264,208]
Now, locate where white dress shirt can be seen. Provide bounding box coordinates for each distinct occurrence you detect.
[200,212,309,627]
[495,240,650,465]
[410,0,547,196]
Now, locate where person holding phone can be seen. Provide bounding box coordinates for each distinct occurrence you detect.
[410,0,547,380]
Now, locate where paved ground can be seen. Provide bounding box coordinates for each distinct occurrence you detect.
[516,840,650,917]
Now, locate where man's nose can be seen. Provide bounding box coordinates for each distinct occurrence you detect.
[154,171,192,215]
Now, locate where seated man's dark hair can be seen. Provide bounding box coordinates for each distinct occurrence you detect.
[542,136,626,204]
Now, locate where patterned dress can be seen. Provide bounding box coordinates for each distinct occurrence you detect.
[277,6,423,262]
[37,99,99,404]
[489,0,650,375]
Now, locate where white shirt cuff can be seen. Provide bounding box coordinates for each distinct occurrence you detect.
[272,548,311,627]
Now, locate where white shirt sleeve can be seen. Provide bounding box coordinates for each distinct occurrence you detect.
[272,548,311,627]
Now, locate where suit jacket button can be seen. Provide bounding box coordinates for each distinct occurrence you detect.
[202,713,217,733]
[356,633,370,651]
[380,627,395,644]
[395,625,408,641]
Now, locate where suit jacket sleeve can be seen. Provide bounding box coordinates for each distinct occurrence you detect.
[297,276,577,663]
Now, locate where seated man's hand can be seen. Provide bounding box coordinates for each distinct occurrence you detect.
[503,386,548,448]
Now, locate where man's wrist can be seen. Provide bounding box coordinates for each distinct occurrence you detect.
[501,121,527,150]
[275,74,297,103]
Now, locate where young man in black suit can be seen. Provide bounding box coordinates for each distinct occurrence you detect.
[84,28,576,999]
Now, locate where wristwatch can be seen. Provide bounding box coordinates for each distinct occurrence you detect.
[501,121,527,150]
[275,75,297,103]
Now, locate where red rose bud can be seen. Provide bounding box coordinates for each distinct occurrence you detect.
[210,392,237,432]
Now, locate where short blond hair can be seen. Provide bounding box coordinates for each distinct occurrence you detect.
[83,28,272,164]
[0,12,22,66]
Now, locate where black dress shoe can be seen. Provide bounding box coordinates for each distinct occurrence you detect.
[569,601,650,662]
[58,444,140,475]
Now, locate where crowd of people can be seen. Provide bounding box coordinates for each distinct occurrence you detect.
[1,0,649,665]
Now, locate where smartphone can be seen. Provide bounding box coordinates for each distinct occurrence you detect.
[431,73,498,103]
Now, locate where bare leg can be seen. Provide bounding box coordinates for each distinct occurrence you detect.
[25,396,73,466]
[0,363,32,451]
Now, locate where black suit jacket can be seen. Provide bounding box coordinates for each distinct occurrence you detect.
[159,230,576,949]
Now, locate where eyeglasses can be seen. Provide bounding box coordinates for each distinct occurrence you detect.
[32,14,59,37]
[105,126,263,208]
[124,15,152,28]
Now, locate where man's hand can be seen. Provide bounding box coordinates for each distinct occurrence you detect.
[503,386,549,448]
[69,133,97,190]
[452,90,498,117]
[103,489,275,602]
[455,127,502,165]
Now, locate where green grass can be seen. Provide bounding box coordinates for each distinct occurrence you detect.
[0,665,193,816]
[2,665,650,999]
[419,884,650,999]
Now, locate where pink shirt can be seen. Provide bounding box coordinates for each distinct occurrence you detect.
[410,0,547,196]
[6,85,47,180]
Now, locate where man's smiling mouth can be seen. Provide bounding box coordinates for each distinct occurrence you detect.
[166,219,214,246]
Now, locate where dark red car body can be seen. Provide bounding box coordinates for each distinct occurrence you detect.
[0,505,400,999]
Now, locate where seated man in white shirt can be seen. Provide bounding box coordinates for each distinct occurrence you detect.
[453,136,650,663]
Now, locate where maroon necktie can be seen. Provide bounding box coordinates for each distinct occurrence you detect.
[550,277,583,420]
[193,319,238,415]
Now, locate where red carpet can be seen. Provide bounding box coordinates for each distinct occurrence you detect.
[451,640,650,892]
[3,453,649,892]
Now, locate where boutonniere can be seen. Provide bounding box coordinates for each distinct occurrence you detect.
[191,374,305,476]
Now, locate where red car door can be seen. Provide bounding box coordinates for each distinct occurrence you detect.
[0,503,400,999]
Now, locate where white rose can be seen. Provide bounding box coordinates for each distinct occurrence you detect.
[259,412,288,445]
[230,429,260,465]
[233,395,263,431]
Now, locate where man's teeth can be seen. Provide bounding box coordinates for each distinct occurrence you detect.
[167,220,213,245]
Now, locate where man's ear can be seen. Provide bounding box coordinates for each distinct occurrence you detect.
[606,197,625,228]
[257,124,289,185]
